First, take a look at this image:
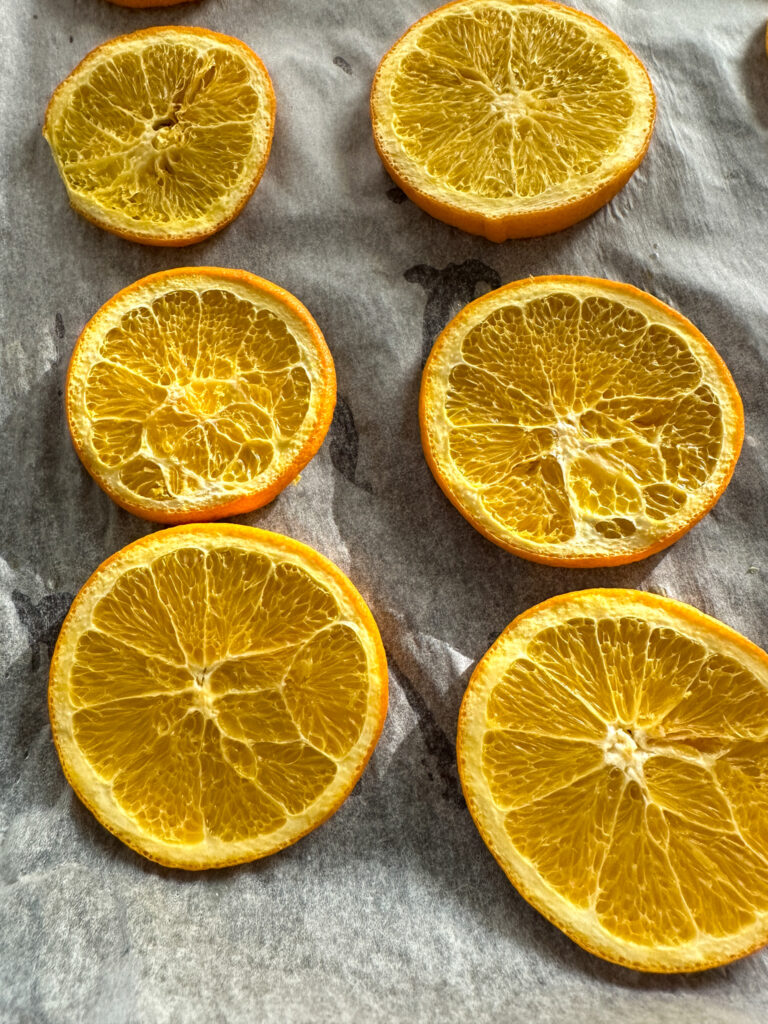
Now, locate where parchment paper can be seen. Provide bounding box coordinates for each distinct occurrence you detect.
[2,0,768,1020]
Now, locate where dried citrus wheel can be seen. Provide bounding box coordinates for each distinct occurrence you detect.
[106,2,188,7]
[458,589,768,972]
[420,276,743,567]
[106,1,188,7]
[43,27,275,245]
[371,0,655,241]
[66,268,336,523]
[49,524,388,869]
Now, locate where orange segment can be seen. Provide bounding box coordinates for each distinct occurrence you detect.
[91,565,186,664]
[253,742,338,815]
[502,768,623,908]
[111,703,206,844]
[71,697,175,780]
[49,525,388,869]
[659,653,768,740]
[643,757,733,832]
[371,0,655,240]
[483,732,603,808]
[43,27,275,245]
[208,655,293,695]
[66,268,336,523]
[215,691,300,744]
[458,589,768,971]
[69,632,190,706]
[665,815,768,938]
[715,742,768,859]
[486,658,605,740]
[526,617,616,721]
[594,789,696,947]
[283,625,370,759]
[198,720,287,843]
[420,277,743,567]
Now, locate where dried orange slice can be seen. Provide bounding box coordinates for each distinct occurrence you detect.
[106,2,187,7]
[43,27,274,245]
[420,276,743,567]
[458,589,768,971]
[371,0,655,240]
[66,268,336,523]
[107,2,187,7]
[49,524,388,869]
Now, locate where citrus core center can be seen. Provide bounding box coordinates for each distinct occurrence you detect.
[603,724,648,785]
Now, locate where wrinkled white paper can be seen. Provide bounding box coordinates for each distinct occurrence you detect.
[2,0,767,1020]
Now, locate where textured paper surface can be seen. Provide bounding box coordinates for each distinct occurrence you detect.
[2,0,768,1020]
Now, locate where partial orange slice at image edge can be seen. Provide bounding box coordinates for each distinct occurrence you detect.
[458,588,768,972]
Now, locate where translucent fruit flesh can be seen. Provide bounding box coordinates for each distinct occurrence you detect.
[372,0,655,239]
[50,529,387,866]
[44,30,274,242]
[459,592,768,970]
[449,294,718,540]
[421,280,741,564]
[391,5,635,201]
[86,291,308,502]
[67,271,334,521]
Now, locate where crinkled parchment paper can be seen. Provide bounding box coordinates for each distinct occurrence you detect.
[1,0,767,1020]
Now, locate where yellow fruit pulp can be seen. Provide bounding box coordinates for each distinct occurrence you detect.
[372,0,655,239]
[50,527,387,867]
[459,590,768,971]
[421,278,742,564]
[44,29,274,242]
[67,270,334,520]
[393,4,634,198]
